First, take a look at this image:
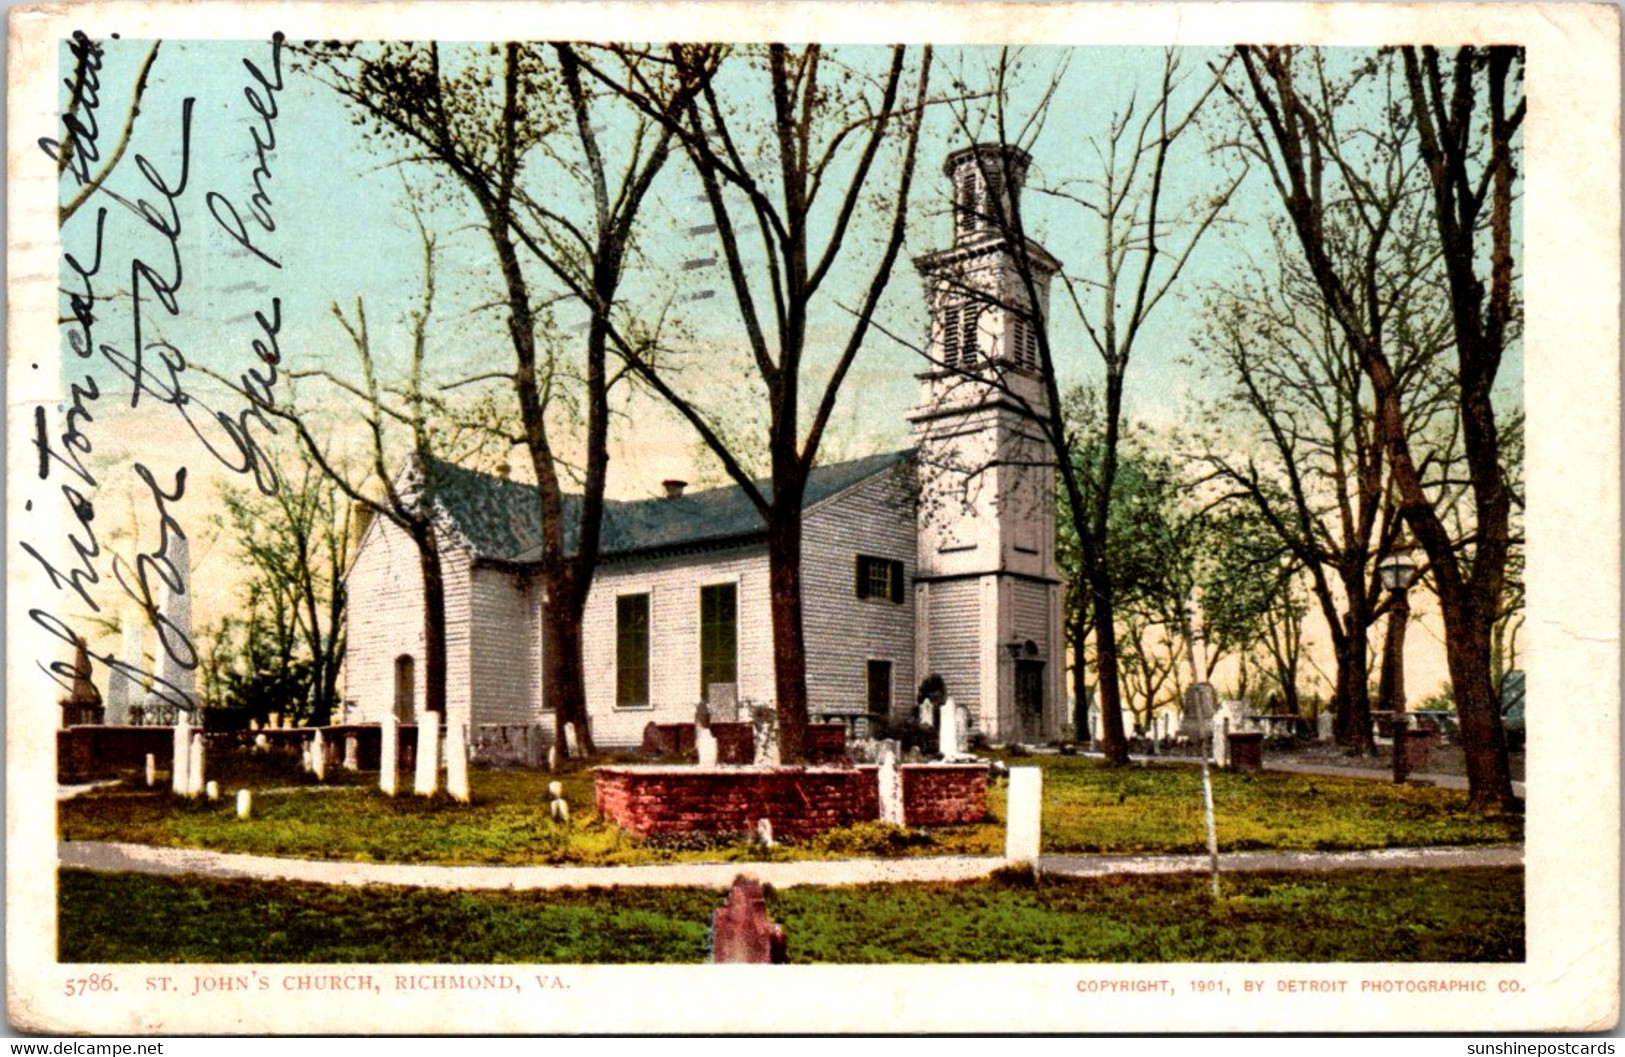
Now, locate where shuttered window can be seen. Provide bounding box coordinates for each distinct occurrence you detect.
[940,299,980,369]
[855,555,906,603]
[616,594,650,708]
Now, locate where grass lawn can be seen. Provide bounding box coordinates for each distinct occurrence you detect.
[57,751,1521,866]
[58,866,1524,963]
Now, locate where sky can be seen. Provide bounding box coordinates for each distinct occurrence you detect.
[38,37,1523,704]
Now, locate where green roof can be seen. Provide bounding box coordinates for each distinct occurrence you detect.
[422,449,913,564]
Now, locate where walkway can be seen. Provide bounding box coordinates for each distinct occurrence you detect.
[58,840,1523,892]
[1081,751,1527,798]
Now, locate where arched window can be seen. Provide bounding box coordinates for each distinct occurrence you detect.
[393,655,415,722]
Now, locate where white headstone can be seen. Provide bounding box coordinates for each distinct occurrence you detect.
[445,721,470,803]
[413,716,441,796]
[1005,766,1043,864]
[876,740,904,825]
[695,725,719,767]
[755,818,774,847]
[205,780,219,801]
[1213,715,1231,768]
[343,734,360,772]
[253,733,269,753]
[379,712,399,796]
[312,729,327,781]
[1317,710,1334,741]
[236,789,252,819]
[145,753,156,788]
[561,721,578,760]
[187,733,205,798]
[955,702,970,754]
[937,696,960,759]
[751,707,780,767]
[171,716,191,795]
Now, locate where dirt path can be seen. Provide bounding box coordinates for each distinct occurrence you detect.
[58,840,1523,891]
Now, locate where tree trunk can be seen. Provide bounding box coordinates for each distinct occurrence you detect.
[1091,575,1130,765]
[766,512,810,763]
[1068,603,1090,741]
[1331,623,1373,751]
[414,526,448,717]
[542,575,596,759]
[1444,601,1518,813]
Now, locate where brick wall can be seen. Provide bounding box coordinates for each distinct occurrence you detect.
[594,763,987,838]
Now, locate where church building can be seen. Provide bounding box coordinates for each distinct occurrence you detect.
[342,143,1067,749]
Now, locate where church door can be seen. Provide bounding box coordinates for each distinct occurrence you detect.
[1015,660,1045,743]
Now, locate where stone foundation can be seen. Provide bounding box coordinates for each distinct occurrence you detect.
[594,763,988,839]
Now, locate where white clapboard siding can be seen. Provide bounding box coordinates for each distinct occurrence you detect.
[801,464,917,720]
[924,578,982,715]
[342,516,472,726]
[467,566,540,727]
[578,546,774,750]
[1011,578,1052,651]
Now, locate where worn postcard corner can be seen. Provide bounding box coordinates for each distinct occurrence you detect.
[6,0,1621,1037]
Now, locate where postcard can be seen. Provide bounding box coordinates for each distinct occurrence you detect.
[7,1,1620,1036]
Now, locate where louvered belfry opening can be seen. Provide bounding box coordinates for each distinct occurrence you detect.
[949,143,1030,244]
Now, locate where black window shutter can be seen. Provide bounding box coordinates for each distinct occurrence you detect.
[889,559,905,603]
[855,556,866,599]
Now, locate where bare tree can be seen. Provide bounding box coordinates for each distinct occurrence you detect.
[1230,45,1522,811]
[305,42,690,757]
[917,48,1241,763]
[40,34,164,224]
[574,44,933,760]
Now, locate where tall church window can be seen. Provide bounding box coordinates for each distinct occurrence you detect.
[393,655,414,722]
[616,593,650,708]
[699,583,737,699]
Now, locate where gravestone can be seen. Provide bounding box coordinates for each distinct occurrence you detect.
[751,705,780,767]
[755,818,774,847]
[378,712,399,796]
[205,780,219,801]
[707,682,739,724]
[445,721,470,803]
[343,735,360,772]
[144,754,156,788]
[311,729,327,781]
[1316,710,1334,741]
[236,789,252,819]
[710,875,787,964]
[548,781,569,823]
[876,740,904,825]
[414,715,441,796]
[937,696,960,759]
[1005,766,1043,864]
[170,716,192,796]
[695,704,719,767]
[187,733,205,798]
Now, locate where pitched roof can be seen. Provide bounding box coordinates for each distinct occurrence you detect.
[423,449,913,565]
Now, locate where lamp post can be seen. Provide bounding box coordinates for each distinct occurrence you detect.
[1377,552,1421,783]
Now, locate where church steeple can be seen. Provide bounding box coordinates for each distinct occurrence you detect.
[910,142,1065,748]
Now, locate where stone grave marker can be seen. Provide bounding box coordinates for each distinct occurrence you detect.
[1005,766,1043,864]
[876,739,904,825]
[751,705,780,767]
[187,733,205,798]
[446,721,470,802]
[312,730,327,781]
[343,735,360,772]
[937,695,960,759]
[144,754,156,788]
[379,712,399,796]
[106,624,142,726]
[548,781,569,823]
[236,789,252,819]
[695,703,719,766]
[710,875,787,964]
[414,716,441,796]
[170,717,191,796]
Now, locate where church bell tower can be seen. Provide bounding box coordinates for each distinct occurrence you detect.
[911,144,1065,745]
